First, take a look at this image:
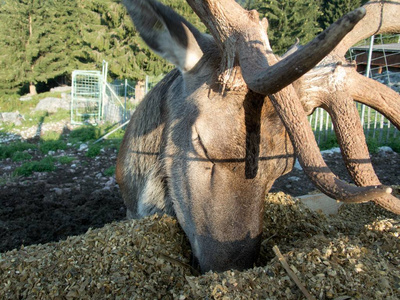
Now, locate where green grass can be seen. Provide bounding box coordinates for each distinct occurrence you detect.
[0,91,63,114]
[0,142,37,159]
[58,156,76,164]
[11,151,32,162]
[13,156,56,176]
[39,140,68,154]
[86,144,102,157]
[68,125,102,143]
[315,130,400,153]
[41,131,62,141]
[104,166,115,176]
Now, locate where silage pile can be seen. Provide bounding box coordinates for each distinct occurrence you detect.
[1,191,399,299]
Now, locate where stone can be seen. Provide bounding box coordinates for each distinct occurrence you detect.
[0,112,24,126]
[34,97,70,113]
[297,193,343,215]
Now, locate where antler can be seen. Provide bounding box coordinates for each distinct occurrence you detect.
[295,0,400,213]
[186,0,398,211]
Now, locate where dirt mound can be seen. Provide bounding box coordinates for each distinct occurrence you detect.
[1,193,399,299]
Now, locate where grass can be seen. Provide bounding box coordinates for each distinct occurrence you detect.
[86,144,102,157]
[104,166,115,176]
[39,140,68,154]
[41,131,63,141]
[0,142,37,159]
[315,130,400,153]
[69,125,102,143]
[0,91,63,114]
[58,156,76,164]
[11,151,33,162]
[13,156,56,176]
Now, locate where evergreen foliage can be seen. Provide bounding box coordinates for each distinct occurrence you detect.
[319,0,364,29]
[247,0,322,54]
[0,0,204,94]
[0,0,371,94]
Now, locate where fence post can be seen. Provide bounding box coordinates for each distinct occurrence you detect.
[124,79,127,122]
[101,60,109,121]
[365,35,374,78]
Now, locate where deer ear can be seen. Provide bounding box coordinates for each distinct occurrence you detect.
[124,0,204,72]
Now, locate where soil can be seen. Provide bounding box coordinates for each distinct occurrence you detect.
[0,133,399,254]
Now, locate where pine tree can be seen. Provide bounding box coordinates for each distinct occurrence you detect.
[319,0,362,30]
[250,0,322,54]
[0,0,207,93]
[0,0,105,94]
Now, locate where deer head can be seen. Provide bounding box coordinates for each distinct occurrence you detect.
[116,0,400,273]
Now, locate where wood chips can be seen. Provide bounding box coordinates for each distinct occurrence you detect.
[1,191,399,299]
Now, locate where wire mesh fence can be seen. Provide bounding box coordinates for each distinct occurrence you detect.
[70,70,103,125]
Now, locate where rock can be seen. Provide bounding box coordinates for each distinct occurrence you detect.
[34,97,70,113]
[53,188,63,196]
[287,176,300,182]
[378,146,394,153]
[105,177,116,187]
[0,112,24,126]
[321,147,341,156]
[79,144,88,151]
[19,95,32,101]
[50,86,71,93]
[293,159,302,170]
[297,193,342,215]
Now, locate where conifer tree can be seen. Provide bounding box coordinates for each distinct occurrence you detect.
[319,0,362,29]
[0,0,105,94]
[249,0,322,54]
[0,0,206,93]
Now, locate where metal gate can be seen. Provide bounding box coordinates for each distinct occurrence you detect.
[71,70,103,125]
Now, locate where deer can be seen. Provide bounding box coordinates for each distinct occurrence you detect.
[116,0,400,273]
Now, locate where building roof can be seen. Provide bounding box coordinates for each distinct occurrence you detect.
[351,43,400,52]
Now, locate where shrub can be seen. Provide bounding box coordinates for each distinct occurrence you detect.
[14,156,56,176]
[387,139,400,153]
[317,133,339,151]
[367,138,380,154]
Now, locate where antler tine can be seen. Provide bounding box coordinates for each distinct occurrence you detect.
[239,8,366,95]
[269,90,393,205]
[324,92,400,213]
[334,0,400,58]
[348,69,400,130]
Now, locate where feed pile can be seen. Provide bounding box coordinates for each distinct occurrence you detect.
[1,191,399,299]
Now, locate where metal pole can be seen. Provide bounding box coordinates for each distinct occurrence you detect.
[94,120,130,144]
[365,35,374,78]
[124,79,127,122]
